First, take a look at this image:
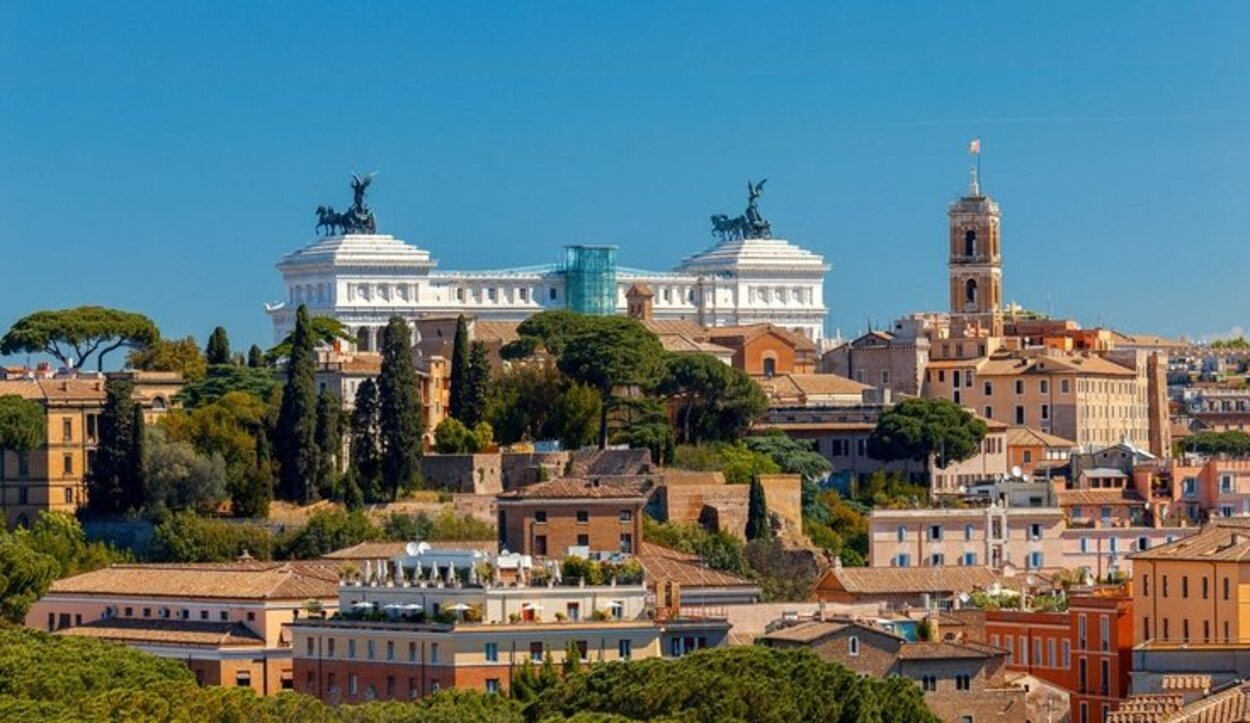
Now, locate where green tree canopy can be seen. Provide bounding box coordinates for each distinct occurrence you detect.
[205,326,231,366]
[314,389,343,500]
[0,394,46,452]
[434,417,493,453]
[275,305,320,503]
[658,353,768,444]
[265,315,352,363]
[744,431,833,481]
[173,364,278,408]
[348,377,383,502]
[246,344,264,368]
[556,316,666,447]
[276,507,379,559]
[746,477,770,541]
[1183,430,1250,456]
[867,397,989,469]
[503,309,591,359]
[449,314,471,421]
[126,336,208,382]
[462,340,492,427]
[88,377,143,514]
[377,316,422,499]
[1,306,159,371]
[151,512,275,562]
[142,426,228,515]
[0,539,59,623]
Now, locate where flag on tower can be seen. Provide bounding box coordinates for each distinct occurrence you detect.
[969,138,981,155]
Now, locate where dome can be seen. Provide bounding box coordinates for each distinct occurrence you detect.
[676,237,829,275]
[276,234,436,273]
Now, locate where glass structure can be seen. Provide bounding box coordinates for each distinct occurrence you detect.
[562,245,618,315]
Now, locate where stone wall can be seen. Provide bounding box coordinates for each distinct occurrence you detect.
[420,454,502,494]
[500,452,570,490]
[650,483,749,540]
[759,474,802,533]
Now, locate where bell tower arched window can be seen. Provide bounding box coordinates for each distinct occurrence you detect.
[964,230,977,257]
[965,278,978,305]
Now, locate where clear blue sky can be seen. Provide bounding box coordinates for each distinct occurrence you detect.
[2,1,1248,358]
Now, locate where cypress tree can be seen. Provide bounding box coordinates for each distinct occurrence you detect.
[349,378,381,501]
[449,315,470,421]
[205,326,231,366]
[89,378,137,515]
[127,403,146,511]
[246,344,264,368]
[746,477,770,541]
[314,389,342,500]
[275,305,320,504]
[377,316,422,500]
[462,340,491,427]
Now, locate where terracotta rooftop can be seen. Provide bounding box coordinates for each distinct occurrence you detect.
[640,319,707,338]
[1056,488,1146,507]
[0,378,107,403]
[760,619,904,644]
[473,321,522,345]
[1129,526,1250,563]
[636,542,758,591]
[497,478,650,501]
[705,323,817,352]
[755,373,871,400]
[821,565,1001,595]
[47,561,342,601]
[322,540,498,560]
[56,619,266,648]
[896,640,1008,661]
[1006,426,1077,449]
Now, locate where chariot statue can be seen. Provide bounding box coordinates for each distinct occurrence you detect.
[315,171,379,236]
[710,179,772,242]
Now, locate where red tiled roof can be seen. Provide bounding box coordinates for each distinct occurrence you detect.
[56,619,265,648]
[497,478,649,501]
[897,640,1007,660]
[47,561,342,601]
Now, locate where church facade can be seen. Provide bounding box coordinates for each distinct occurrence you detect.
[265,223,830,349]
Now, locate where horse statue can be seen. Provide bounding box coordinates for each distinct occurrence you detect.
[710,213,746,242]
[315,206,343,236]
[710,179,773,241]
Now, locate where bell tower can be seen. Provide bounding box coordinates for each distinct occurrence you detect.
[947,168,1002,340]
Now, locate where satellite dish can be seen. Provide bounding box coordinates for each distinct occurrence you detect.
[416,541,432,555]
[1011,466,1023,479]
[405,542,420,556]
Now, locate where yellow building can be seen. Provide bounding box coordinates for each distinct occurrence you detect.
[0,372,183,528]
[1128,522,1250,646]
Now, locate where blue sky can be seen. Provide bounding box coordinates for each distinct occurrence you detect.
[2,1,1248,358]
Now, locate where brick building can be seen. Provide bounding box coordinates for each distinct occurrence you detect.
[26,561,341,694]
[495,478,646,557]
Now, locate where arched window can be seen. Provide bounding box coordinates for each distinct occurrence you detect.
[964,230,977,257]
[151,396,166,411]
[762,357,777,378]
[356,327,371,352]
[965,278,978,305]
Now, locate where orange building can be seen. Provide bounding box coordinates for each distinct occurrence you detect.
[704,324,817,376]
[985,589,1133,723]
[26,561,342,694]
[495,478,646,557]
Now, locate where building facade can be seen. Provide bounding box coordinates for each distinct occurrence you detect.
[496,478,646,558]
[869,505,1065,571]
[265,229,831,347]
[985,589,1134,723]
[26,561,341,695]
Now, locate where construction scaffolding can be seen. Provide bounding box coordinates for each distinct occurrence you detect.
[562,245,618,315]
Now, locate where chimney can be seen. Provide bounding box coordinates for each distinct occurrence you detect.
[818,600,828,622]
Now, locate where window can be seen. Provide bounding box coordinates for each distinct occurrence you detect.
[348,639,356,659]
[1100,615,1110,652]
[1223,475,1235,493]
[367,639,376,660]
[577,534,589,547]
[430,643,440,663]
[1040,379,1049,394]
[1033,637,1043,665]
[618,639,632,660]
[964,524,974,541]
[897,526,907,542]
[1163,575,1169,597]
[386,675,395,698]
[530,642,543,663]
[1225,577,1231,600]
[618,510,633,522]
[485,678,500,694]
[1040,404,1050,421]
[1182,576,1189,598]
[62,418,72,442]
[962,552,977,565]
[1061,379,1070,394]
[1048,638,1057,667]
[576,510,589,524]
[619,533,634,553]
[409,642,417,662]
[235,671,251,688]
[1015,380,1024,395]
[1062,639,1071,667]
[921,675,937,692]
[534,510,547,523]
[327,639,336,657]
[1142,574,1149,595]
[535,535,547,556]
[929,525,943,541]
[895,553,910,567]
[1029,523,1042,540]
[348,674,358,695]
[956,674,971,691]
[386,641,394,660]
[485,642,498,662]
[849,636,859,656]
[1078,615,1087,649]
[567,602,580,621]
[984,381,993,396]
[1023,450,1033,464]
[62,454,73,475]
[1015,406,1025,424]
[930,553,945,566]
[1004,635,1013,663]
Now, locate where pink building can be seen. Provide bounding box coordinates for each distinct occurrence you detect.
[1132,457,1250,524]
[869,504,1064,571]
